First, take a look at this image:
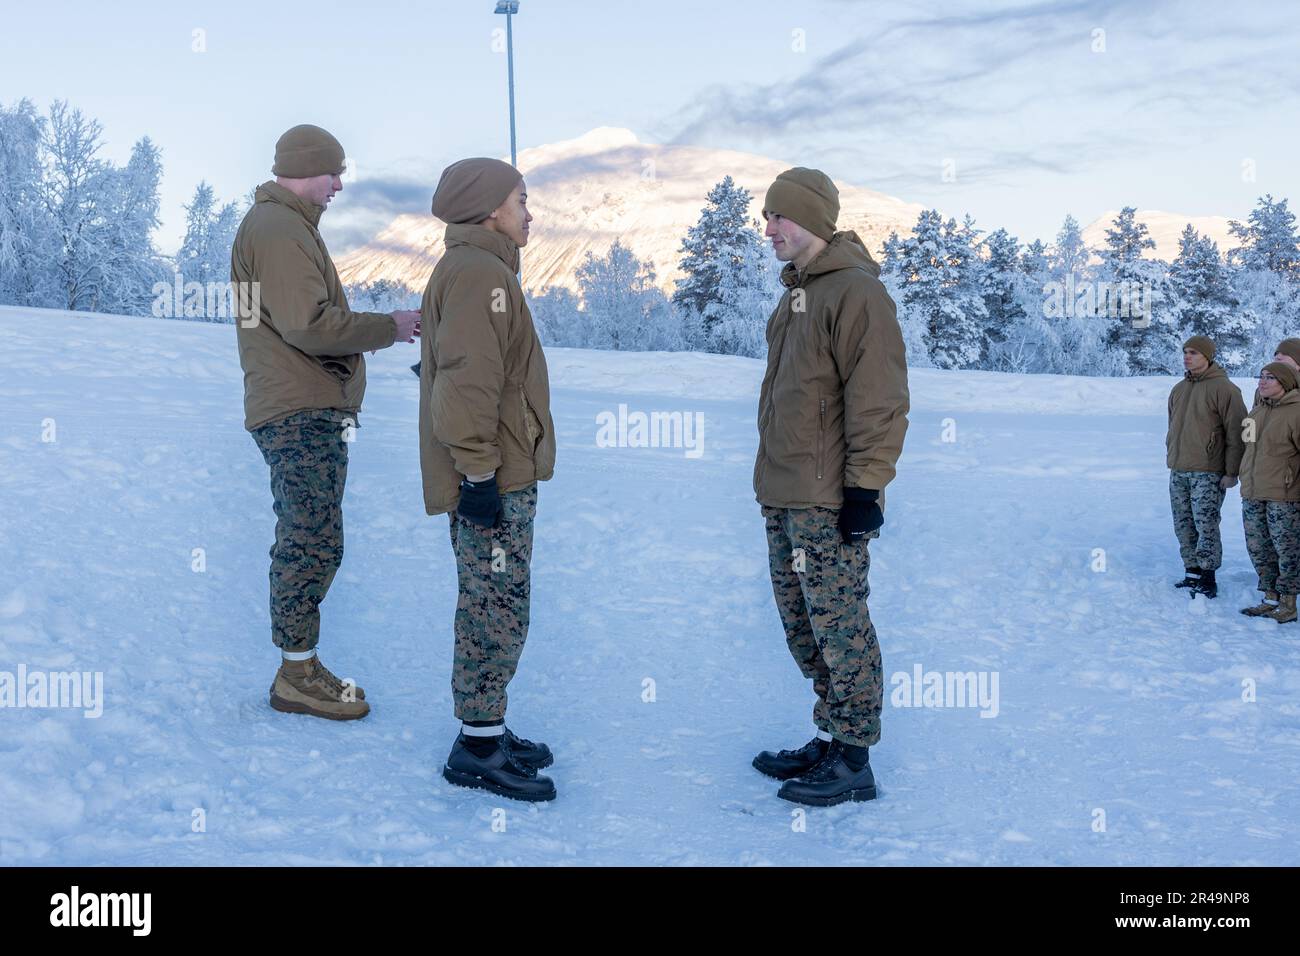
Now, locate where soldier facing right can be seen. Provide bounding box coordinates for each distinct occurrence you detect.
[1166,335,1246,599]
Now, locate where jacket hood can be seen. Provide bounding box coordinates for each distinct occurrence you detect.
[1185,362,1227,383]
[444,222,520,273]
[780,229,880,289]
[255,180,324,228]
[1262,387,1300,407]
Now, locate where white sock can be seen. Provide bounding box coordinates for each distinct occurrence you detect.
[815,729,833,742]
[461,723,506,738]
[282,649,316,662]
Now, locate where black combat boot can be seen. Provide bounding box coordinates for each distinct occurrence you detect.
[752,736,830,781]
[1175,567,1201,589]
[503,727,554,769]
[443,733,556,802]
[777,740,877,806]
[1190,568,1217,599]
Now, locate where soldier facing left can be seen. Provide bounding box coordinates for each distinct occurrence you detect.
[231,124,422,720]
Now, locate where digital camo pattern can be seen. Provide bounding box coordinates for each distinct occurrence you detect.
[1169,469,1226,571]
[1242,497,1300,595]
[763,504,883,747]
[251,410,352,651]
[448,482,539,722]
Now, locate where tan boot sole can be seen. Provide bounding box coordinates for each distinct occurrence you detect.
[269,692,370,721]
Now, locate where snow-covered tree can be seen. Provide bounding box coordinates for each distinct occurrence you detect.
[1170,224,1248,370]
[977,227,1024,367]
[702,224,777,358]
[1228,194,1299,280]
[672,176,762,334]
[1049,214,1090,282]
[36,101,166,315]
[1098,207,1180,374]
[890,210,987,369]
[0,98,58,308]
[175,182,242,315]
[577,240,675,351]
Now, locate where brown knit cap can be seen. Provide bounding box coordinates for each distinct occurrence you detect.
[762,167,840,242]
[1275,338,1300,365]
[1264,361,1299,392]
[272,124,346,178]
[1183,335,1216,362]
[430,158,523,224]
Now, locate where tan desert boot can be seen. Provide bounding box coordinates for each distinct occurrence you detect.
[1268,593,1297,625]
[1241,591,1280,617]
[269,656,369,720]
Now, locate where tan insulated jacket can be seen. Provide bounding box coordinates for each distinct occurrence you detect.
[1165,363,1247,476]
[1240,389,1300,501]
[232,181,397,431]
[418,223,556,515]
[753,230,910,509]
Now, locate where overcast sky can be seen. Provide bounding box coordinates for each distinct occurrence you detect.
[2,0,1296,254]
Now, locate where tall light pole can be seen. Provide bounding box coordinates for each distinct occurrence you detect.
[494,1,519,168]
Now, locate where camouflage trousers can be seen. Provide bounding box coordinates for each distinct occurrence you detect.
[251,410,352,652]
[1241,498,1300,595]
[1169,470,1226,572]
[448,483,538,723]
[762,505,884,748]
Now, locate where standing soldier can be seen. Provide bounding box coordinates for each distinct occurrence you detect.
[233,124,421,720]
[751,168,910,807]
[1238,362,1300,623]
[419,158,558,801]
[1166,336,1246,599]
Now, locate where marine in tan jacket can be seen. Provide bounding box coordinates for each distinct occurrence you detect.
[419,158,557,802]
[1239,361,1300,622]
[1165,335,1246,598]
[749,167,909,809]
[232,124,420,721]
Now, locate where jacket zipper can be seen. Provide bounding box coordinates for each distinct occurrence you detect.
[816,397,826,480]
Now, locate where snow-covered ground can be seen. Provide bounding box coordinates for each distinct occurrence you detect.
[0,305,1296,866]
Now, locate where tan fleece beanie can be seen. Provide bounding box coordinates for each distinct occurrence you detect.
[272,125,346,178]
[1183,335,1216,362]
[762,167,840,242]
[430,158,523,224]
[1275,338,1300,366]
[1264,361,1299,392]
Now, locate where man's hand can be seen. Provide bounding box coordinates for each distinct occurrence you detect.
[839,487,884,544]
[391,310,421,344]
[457,474,501,529]
[1220,475,1239,490]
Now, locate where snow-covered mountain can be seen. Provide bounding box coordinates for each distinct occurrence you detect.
[1081,209,1237,262]
[335,127,926,296]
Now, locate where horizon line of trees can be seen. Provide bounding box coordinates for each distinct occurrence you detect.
[4,98,1298,378]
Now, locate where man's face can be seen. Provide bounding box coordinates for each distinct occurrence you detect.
[1260,371,1285,400]
[487,180,532,247]
[1273,351,1299,371]
[1183,348,1208,374]
[300,172,343,210]
[764,212,817,263]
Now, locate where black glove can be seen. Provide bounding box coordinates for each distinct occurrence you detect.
[457,475,501,528]
[839,487,883,543]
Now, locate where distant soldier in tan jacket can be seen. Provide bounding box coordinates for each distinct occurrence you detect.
[1165,336,1246,599]
[232,124,420,720]
[750,168,909,807]
[418,158,557,802]
[1239,361,1300,623]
